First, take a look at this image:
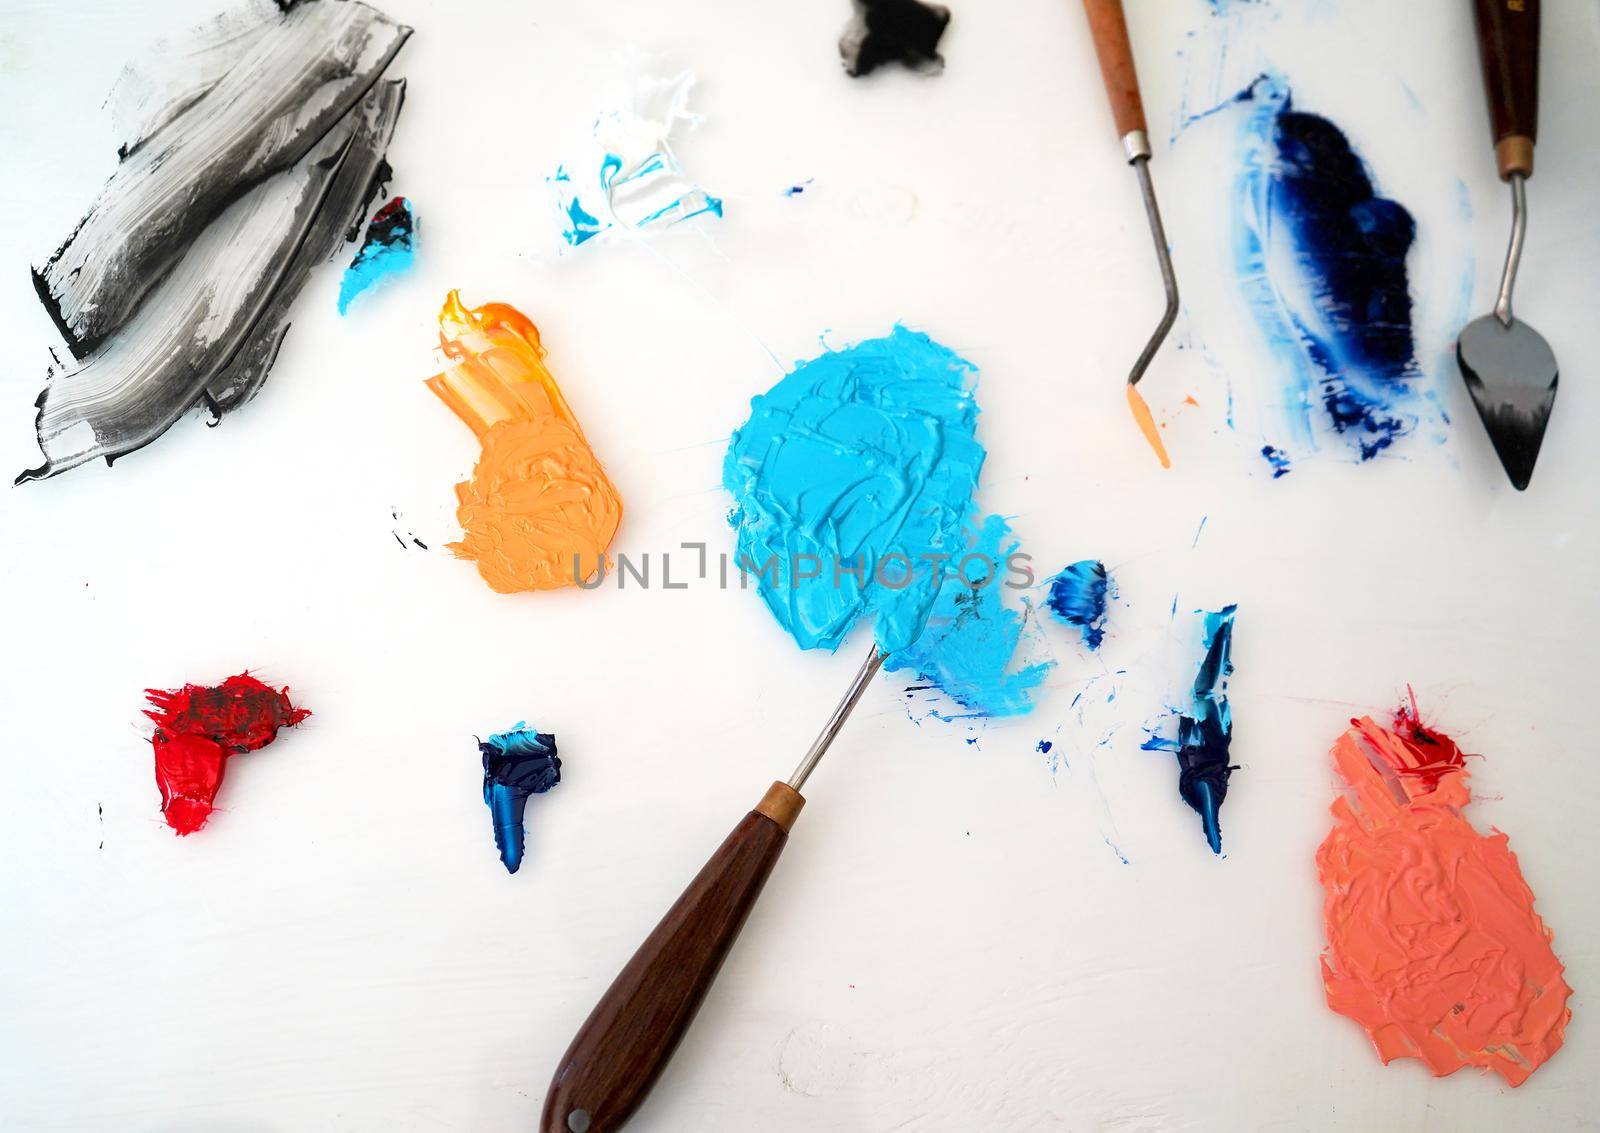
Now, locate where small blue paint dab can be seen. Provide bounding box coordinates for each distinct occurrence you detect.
[1261,444,1291,478]
[1036,740,1053,754]
[479,724,561,874]
[1045,560,1110,650]
[783,178,814,197]
[337,197,416,315]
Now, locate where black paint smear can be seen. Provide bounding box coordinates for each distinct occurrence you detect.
[839,0,950,77]
[33,2,410,356]
[205,80,407,420]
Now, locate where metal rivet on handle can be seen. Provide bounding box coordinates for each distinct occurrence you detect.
[566,1109,591,1133]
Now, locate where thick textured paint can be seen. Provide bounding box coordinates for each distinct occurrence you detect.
[1317,704,1571,1085]
[1142,605,1238,853]
[1234,73,1430,460]
[145,674,310,835]
[21,121,361,482]
[550,66,722,247]
[34,1,410,354]
[885,512,1051,718]
[1126,384,1172,469]
[480,724,561,874]
[204,80,406,419]
[839,0,951,77]
[426,292,623,593]
[338,196,416,314]
[723,326,985,654]
[1046,559,1110,650]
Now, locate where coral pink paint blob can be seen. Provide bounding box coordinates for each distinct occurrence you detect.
[1316,696,1571,1086]
[145,674,310,835]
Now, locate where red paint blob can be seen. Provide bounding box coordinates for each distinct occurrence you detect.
[145,674,310,835]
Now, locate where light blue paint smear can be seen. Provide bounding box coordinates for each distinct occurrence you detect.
[337,197,415,315]
[1045,559,1110,650]
[884,512,1052,718]
[723,326,986,655]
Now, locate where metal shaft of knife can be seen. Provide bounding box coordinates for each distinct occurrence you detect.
[1126,134,1180,388]
[1493,172,1527,326]
[786,644,886,791]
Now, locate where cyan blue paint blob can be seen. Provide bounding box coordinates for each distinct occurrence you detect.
[884,512,1052,718]
[723,326,986,654]
[1045,560,1109,650]
[1261,444,1291,477]
[1142,605,1238,854]
[1234,73,1429,461]
[337,197,415,315]
[480,724,561,874]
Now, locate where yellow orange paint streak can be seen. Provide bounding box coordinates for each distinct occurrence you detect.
[1316,716,1571,1086]
[1126,383,1171,469]
[426,291,622,593]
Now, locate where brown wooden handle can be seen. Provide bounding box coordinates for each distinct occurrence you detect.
[1471,0,1539,179]
[539,783,805,1133]
[1082,0,1147,146]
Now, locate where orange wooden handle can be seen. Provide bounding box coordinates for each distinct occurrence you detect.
[539,783,804,1133]
[1083,0,1147,142]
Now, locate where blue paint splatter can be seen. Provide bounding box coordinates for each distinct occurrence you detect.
[1233,73,1432,461]
[480,724,561,874]
[723,326,985,654]
[550,71,724,249]
[1036,739,1053,754]
[1045,560,1110,650]
[1261,444,1291,477]
[337,197,415,315]
[1141,605,1238,855]
[783,179,814,198]
[885,512,1051,719]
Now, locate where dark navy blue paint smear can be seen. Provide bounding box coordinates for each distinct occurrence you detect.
[1272,108,1418,456]
[1143,606,1238,854]
[480,726,561,874]
[1046,560,1109,650]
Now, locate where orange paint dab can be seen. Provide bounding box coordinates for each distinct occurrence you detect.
[427,291,622,593]
[1126,383,1171,469]
[1317,709,1571,1086]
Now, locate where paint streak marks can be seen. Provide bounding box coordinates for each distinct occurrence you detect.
[1142,605,1238,854]
[1233,73,1433,461]
[1318,701,1570,1085]
[724,325,984,654]
[1046,560,1110,650]
[480,724,561,874]
[338,196,415,314]
[885,512,1051,719]
[1261,443,1291,478]
[19,1,409,481]
[839,0,951,77]
[426,291,623,593]
[550,64,722,248]
[145,673,309,835]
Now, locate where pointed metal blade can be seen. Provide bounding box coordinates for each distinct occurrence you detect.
[1456,314,1558,491]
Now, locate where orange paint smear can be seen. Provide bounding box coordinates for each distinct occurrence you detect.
[1126,383,1171,469]
[1316,706,1571,1086]
[427,291,622,593]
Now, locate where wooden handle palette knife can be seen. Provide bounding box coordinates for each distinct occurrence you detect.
[1456,0,1558,490]
[1082,0,1180,468]
[539,647,885,1133]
